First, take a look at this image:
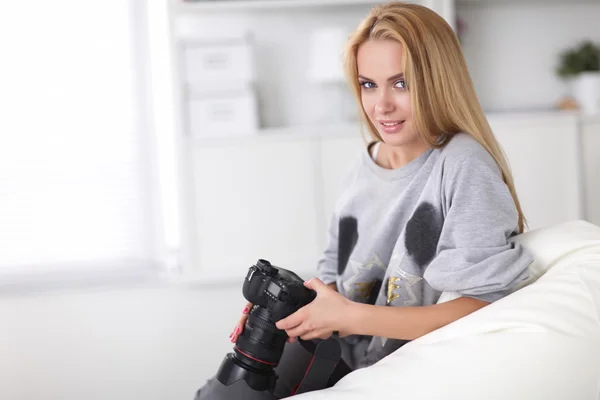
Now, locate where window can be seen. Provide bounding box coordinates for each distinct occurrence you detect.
[0,0,176,283]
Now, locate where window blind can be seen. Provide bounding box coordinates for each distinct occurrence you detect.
[0,0,158,277]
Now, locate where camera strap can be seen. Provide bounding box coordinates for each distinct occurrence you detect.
[293,332,342,395]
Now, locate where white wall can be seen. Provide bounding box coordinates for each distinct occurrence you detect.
[457,1,600,112]
[0,281,241,400]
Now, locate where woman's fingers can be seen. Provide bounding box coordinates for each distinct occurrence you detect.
[230,302,252,343]
[276,307,306,330]
[285,322,312,339]
[238,302,252,327]
[300,329,332,341]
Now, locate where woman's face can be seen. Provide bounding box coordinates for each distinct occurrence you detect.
[357,39,420,148]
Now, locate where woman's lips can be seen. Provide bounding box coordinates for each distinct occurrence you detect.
[379,120,405,134]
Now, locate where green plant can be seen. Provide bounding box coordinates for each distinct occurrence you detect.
[556,40,600,79]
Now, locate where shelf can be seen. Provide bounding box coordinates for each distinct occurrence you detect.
[184,110,600,148]
[174,0,384,12]
[187,121,364,147]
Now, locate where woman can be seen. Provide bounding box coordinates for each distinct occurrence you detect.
[197,2,533,399]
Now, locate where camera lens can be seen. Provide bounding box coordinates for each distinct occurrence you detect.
[234,306,287,371]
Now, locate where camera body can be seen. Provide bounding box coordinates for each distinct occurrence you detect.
[216,259,316,393]
[243,259,316,321]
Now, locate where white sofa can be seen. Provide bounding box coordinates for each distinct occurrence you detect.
[290,220,600,400]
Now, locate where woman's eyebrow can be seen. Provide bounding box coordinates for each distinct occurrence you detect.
[387,72,404,81]
[357,73,404,81]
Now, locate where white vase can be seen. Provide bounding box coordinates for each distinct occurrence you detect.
[572,72,600,115]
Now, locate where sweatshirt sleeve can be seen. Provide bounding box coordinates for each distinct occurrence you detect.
[423,150,533,303]
[316,212,340,285]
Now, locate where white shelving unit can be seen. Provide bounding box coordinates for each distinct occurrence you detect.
[167,0,598,282]
[169,0,456,281]
[173,0,385,12]
[173,0,454,26]
[188,121,365,147]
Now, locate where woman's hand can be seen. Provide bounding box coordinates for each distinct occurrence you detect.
[229,302,252,343]
[275,278,352,341]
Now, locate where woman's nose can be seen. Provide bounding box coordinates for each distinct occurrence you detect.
[375,90,395,114]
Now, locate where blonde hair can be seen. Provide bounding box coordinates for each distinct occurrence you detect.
[343,2,526,232]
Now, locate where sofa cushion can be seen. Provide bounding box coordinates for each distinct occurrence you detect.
[290,220,600,400]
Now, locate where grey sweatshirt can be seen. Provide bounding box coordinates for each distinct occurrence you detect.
[316,133,533,369]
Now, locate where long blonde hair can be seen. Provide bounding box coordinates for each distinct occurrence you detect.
[343,2,526,232]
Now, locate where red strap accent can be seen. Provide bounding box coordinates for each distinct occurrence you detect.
[291,383,300,396]
[291,355,316,396]
[234,346,277,366]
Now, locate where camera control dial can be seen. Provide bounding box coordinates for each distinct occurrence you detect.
[257,259,278,276]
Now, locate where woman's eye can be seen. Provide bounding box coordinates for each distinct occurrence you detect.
[359,81,376,89]
[394,80,407,89]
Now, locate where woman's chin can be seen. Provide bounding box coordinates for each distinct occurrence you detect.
[380,132,414,147]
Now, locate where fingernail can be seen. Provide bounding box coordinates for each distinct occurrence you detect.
[242,306,249,314]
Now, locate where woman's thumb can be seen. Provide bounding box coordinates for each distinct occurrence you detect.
[303,277,326,291]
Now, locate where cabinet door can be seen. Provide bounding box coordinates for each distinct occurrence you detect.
[582,118,600,226]
[189,137,321,281]
[489,114,583,231]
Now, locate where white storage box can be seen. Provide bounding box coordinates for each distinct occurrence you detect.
[182,40,254,85]
[187,90,258,138]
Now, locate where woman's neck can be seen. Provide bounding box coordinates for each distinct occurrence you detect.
[378,140,431,170]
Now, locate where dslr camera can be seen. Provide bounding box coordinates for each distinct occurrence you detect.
[216,259,316,393]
